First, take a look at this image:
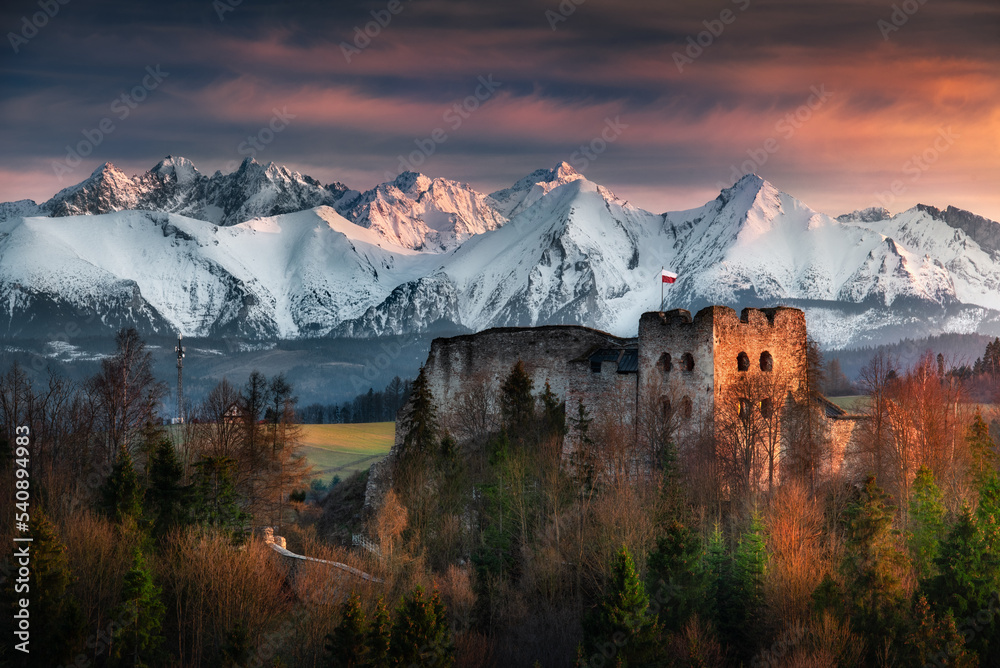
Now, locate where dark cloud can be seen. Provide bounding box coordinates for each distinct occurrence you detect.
[0,0,997,218]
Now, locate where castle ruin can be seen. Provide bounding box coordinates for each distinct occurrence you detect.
[366,306,861,506]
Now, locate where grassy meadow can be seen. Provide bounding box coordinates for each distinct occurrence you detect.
[298,422,395,482]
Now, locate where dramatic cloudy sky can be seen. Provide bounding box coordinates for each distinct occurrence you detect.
[1,0,998,219]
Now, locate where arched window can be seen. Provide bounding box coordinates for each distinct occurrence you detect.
[660,397,672,421]
[682,352,695,372]
[760,398,773,419]
[760,351,773,372]
[658,352,672,373]
[738,398,752,421]
[737,352,750,371]
[681,396,693,419]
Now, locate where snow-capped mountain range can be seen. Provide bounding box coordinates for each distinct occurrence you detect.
[2,157,999,348]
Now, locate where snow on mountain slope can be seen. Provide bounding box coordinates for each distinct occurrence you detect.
[842,206,1000,310]
[444,177,668,333]
[654,175,965,312]
[0,207,434,338]
[3,158,1000,347]
[337,171,507,252]
[487,161,585,218]
[14,157,356,227]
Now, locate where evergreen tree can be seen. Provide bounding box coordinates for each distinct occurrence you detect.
[839,476,906,664]
[367,597,391,666]
[901,594,977,668]
[388,587,454,667]
[221,622,251,667]
[582,545,664,666]
[145,436,189,537]
[400,366,438,459]
[100,446,144,525]
[708,515,768,660]
[646,520,709,633]
[539,381,566,439]
[111,547,165,668]
[325,592,369,668]
[908,466,947,581]
[967,412,998,483]
[705,523,730,629]
[500,360,535,434]
[190,455,249,532]
[569,400,595,491]
[0,510,84,667]
[922,507,1000,662]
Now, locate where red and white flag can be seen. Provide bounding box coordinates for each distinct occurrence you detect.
[661,269,678,284]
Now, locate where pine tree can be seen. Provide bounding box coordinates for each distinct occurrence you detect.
[0,510,84,667]
[325,592,369,668]
[901,594,977,668]
[967,412,998,483]
[190,455,249,532]
[145,436,189,537]
[500,360,535,435]
[908,466,946,581]
[582,545,664,666]
[400,366,438,459]
[646,520,709,634]
[100,446,144,525]
[388,587,454,667]
[539,380,566,439]
[705,523,730,629]
[840,476,906,664]
[569,400,596,491]
[111,547,165,668]
[708,514,768,660]
[367,597,391,666]
[922,507,1000,662]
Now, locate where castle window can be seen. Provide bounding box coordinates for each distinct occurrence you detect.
[737,352,750,371]
[681,396,693,419]
[659,353,672,373]
[682,353,695,372]
[738,398,752,421]
[660,397,672,421]
[760,398,773,419]
[760,351,773,372]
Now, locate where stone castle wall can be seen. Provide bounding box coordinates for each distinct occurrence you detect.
[365,307,859,511]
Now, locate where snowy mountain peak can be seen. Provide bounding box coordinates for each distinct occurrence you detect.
[487,161,587,218]
[390,171,432,193]
[338,172,507,252]
[837,206,890,223]
[150,155,200,186]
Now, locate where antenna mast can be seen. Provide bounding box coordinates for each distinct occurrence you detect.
[175,333,185,423]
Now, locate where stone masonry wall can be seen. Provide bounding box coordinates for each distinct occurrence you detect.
[365,306,853,512]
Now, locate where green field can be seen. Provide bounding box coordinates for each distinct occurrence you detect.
[298,422,395,482]
[828,395,868,412]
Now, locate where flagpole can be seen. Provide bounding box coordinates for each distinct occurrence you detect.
[660,265,664,311]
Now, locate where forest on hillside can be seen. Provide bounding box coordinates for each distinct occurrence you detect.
[0,330,999,667]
